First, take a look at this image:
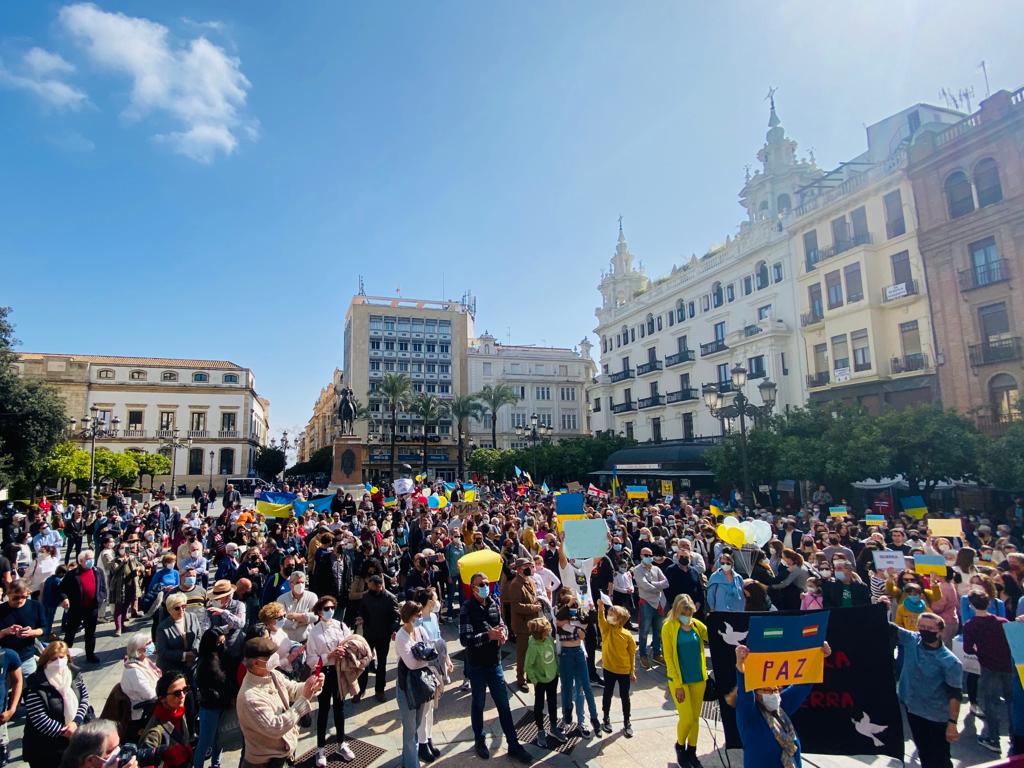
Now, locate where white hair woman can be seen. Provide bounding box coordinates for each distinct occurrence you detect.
[154,592,201,674]
[120,633,161,740]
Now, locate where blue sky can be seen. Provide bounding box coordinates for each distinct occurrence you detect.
[2,2,1021,444]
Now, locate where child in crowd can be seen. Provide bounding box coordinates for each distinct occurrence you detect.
[524,617,568,748]
[597,601,637,736]
[612,556,636,628]
[895,582,928,630]
[800,577,823,610]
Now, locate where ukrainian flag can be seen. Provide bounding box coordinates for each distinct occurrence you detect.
[463,490,476,503]
[913,554,946,576]
[383,497,398,508]
[710,499,724,517]
[256,500,293,519]
[864,514,886,526]
[626,485,648,500]
[901,495,928,520]
[1003,623,1024,687]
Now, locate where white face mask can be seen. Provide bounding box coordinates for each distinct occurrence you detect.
[292,584,305,595]
[51,657,68,671]
[761,692,782,712]
[721,564,732,573]
[267,653,281,670]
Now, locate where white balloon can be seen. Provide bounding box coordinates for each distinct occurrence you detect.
[740,520,758,543]
[722,515,740,528]
[753,520,773,548]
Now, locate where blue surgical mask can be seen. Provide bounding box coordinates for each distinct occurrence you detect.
[476,585,489,599]
[321,608,335,621]
[145,642,156,657]
[613,544,623,552]
[84,559,95,569]
[184,577,197,588]
[642,556,653,565]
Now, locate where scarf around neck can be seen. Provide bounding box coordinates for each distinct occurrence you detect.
[44,661,78,726]
[760,701,799,768]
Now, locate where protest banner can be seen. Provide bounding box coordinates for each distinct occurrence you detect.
[743,613,830,691]
[563,518,610,560]
[556,514,586,534]
[928,518,963,539]
[566,481,582,493]
[1004,622,1024,687]
[555,492,584,517]
[871,550,905,572]
[864,514,886,527]
[661,480,674,497]
[913,554,946,576]
[707,605,903,759]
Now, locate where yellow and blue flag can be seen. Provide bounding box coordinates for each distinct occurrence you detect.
[514,466,523,478]
[626,485,648,500]
[256,500,293,519]
[1003,623,1024,687]
[541,482,550,494]
[744,612,830,692]
[913,554,946,576]
[901,495,928,520]
[829,505,847,519]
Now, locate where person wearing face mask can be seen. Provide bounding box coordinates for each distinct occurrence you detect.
[206,580,247,663]
[706,554,745,613]
[356,575,400,703]
[508,558,543,693]
[634,547,669,669]
[821,559,871,609]
[412,587,453,761]
[276,572,319,644]
[662,594,707,767]
[193,628,233,768]
[23,641,93,768]
[119,633,162,741]
[891,611,962,768]
[305,597,355,764]
[733,641,830,768]
[214,544,241,583]
[109,543,144,638]
[59,550,108,664]
[59,718,139,768]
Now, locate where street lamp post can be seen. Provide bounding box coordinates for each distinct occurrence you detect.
[208,449,215,492]
[158,428,192,500]
[703,364,777,506]
[68,405,121,509]
[515,413,553,483]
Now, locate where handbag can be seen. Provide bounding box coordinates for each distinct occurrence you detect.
[348,576,366,601]
[141,588,164,618]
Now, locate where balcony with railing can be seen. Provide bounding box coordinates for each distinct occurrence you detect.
[610,400,637,414]
[700,338,729,357]
[805,232,873,270]
[156,429,175,438]
[969,337,1023,366]
[219,430,240,438]
[959,259,1011,291]
[637,394,665,409]
[806,371,830,388]
[976,413,1022,437]
[881,279,919,303]
[123,429,147,438]
[636,360,663,376]
[890,353,929,375]
[666,388,699,404]
[801,310,824,327]
[187,430,209,439]
[609,368,635,383]
[665,349,695,367]
[743,324,764,337]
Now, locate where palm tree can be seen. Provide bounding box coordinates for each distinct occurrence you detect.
[374,373,413,481]
[409,394,448,476]
[477,383,520,450]
[449,394,484,479]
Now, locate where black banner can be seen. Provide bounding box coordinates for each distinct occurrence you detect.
[706,605,904,760]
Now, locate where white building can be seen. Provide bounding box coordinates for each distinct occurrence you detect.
[16,354,270,490]
[467,332,597,449]
[589,102,820,443]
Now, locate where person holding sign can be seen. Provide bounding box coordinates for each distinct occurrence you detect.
[661,594,709,768]
[733,641,830,768]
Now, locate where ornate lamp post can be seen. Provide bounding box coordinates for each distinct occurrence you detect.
[515,413,553,482]
[157,428,192,499]
[68,405,120,508]
[703,364,777,505]
[208,449,215,492]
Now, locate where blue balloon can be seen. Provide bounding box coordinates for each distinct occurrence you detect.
[428,495,440,508]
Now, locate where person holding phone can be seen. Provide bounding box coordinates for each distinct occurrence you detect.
[305,596,354,765]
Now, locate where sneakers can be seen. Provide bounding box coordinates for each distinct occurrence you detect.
[577,721,591,737]
[337,742,355,763]
[623,720,633,738]
[518,680,530,693]
[639,655,652,670]
[589,675,605,688]
[548,727,568,745]
[601,716,613,734]
[978,736,1001,754]
[460,680,473,693]
[535,731,548,749]
[315,748,327,768]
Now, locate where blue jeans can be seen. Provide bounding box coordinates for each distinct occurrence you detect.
[466,660,520,747]
[559,646,598,726]
[397,684,425,768]
[638,602,663,657]
[193,707,223,768]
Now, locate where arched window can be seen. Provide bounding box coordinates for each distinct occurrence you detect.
[161,371,178,382]
[711,282,723,308]
[945,170,975,219]
[193,372,209,382]
[188,448,204,475]
[601,337,607,354]
[129,370,147,381]
[218,448,235,475]
[990,373,1020,422]
[755,260,770,290]
[223,373,239,384]
[974,158,1003,207]
[646,314,655,334]
[776,193,792,214]
[676,300,685,323]
[758,200,770,220]
[97,369,115,380]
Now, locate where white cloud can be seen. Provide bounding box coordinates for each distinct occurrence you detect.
[59,3,255,163]
[0,46,87,109]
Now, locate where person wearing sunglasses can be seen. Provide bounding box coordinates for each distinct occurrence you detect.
[154,594,201,675]
[139,672,193,768]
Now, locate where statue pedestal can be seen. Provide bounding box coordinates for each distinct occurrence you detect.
[331,436,365,486]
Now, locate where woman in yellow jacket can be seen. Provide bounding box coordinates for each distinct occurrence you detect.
[661,593,708,768]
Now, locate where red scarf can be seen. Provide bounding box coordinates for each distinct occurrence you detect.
[153,701,191,767]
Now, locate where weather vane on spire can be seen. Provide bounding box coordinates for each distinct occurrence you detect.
[618,214,623,234]
[765,85,778,110]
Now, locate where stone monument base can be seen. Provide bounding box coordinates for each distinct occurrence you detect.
[331,436,366,486]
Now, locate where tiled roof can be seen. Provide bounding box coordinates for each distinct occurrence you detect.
[19,353,244,370]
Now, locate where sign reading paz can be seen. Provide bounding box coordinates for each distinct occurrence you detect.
[744,613,830,692]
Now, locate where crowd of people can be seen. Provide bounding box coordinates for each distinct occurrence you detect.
[0,480,1020,768]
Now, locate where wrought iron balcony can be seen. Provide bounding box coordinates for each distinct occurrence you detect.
[609,368,635,383]
[743,324,764,337]
[806,371,830,388]
[665,350,695,367]
[636,360,663,376]
[959,259,1011,291]
[969,337,1023,366]
[890,353,929,375]
[610,400,637,414]
[666,388,699,404]
[881,279,919,303]
[806,232,873,270]
[700,339,729,357]
[800,311,824,327]
[637,395,665,409]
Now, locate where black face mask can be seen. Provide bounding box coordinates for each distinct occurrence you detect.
[918,629,940,645]
[283,566,294,577]
[523,568,533,577]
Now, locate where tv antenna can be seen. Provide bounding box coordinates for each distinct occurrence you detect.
[358,275,366,296]
[939,86,975,113]
[979,60,991,98]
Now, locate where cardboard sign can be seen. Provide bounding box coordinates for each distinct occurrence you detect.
[744,613,830,691]
[555,492,584,517]
[913,554,946,576]
[563,518,610,560]
[829,506,847,518]
[864,514,886,527]
[928,518,963,539]
[661,480,674,497]
[1004,622,1024,688]
[871,550,905,572]
[566,481,582,493]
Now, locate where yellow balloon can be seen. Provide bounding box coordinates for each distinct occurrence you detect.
[726,527,746,547]
[458,549,502,585]
[437,495,448,509]
[716,523,729,540]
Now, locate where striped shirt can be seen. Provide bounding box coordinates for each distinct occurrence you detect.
[26,674,90,736]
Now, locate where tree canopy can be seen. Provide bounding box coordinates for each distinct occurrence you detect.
[253,446,287,481]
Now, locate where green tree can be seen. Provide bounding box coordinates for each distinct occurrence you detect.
[448,394,483,480]
[133,452,172,491]
[409,394,448,476]
[705,424,784,493]
[0,307,67,492]
[877,405,981,494]
[287,446,334,479]
[253,446,287,481]
[468,447,507,478]
[93,448,139,491]
[476,383,519,449]
[981,422,1024,490]
[41,441,92,497]
[375,373,413,481]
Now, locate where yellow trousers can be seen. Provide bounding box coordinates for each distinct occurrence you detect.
[672,679,706,747]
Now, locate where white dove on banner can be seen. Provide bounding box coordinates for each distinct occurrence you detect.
[721,621,748,647]
[852,712,888,747]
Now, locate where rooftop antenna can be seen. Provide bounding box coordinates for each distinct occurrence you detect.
[765,85,778,111]
[939,86,975,113]
[507,326,511,345]
[979,60,991,98]
[358,275,366,296]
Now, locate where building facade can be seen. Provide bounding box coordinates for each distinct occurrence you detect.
[466,332,597,449]
[16,354,269,489]
[908,87,1024,435]
[297,368,343,463]
[589,104,816,443]
[343,293,474,480]
[791,104,962,410]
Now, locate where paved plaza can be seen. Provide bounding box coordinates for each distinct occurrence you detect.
[5,608,998,768]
